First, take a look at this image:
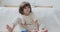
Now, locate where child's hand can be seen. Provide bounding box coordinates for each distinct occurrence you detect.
[6,25,13,32]
[41,29,48,32]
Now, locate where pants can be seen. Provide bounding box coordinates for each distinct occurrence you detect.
[21,29,28,32]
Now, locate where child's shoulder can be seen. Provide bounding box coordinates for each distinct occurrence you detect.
[15,14,23,20]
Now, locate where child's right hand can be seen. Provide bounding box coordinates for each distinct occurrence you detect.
[6,25,13,32]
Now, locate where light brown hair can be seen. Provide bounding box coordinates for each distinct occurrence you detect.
[19,1,32,15]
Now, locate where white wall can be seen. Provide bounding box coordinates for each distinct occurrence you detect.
[0,0,60,8]
[0,0,60,11]
[0,0,60,10]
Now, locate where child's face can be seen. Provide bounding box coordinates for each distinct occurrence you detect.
[23,6,30,15]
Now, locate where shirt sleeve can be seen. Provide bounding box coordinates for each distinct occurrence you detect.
[32,13,38,22]
[13,17,22,26]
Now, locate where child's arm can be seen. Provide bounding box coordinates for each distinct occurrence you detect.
[6,21,27,32]
[34,20,39,31]
[21,21,27,28]
[21,21,31,32]
[6,24,16,32]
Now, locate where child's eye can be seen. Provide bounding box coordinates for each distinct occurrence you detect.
[28,6,30,8]
[24,7,27,9]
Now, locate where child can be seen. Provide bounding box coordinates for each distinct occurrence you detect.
[6,1,39,32]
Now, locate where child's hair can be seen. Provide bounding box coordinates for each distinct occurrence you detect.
[19,1,32,15]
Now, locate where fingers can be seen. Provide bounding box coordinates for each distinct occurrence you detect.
[44,29,48,32]
[6,25,13,32]
[41,29,48,32]
[6,25,11,30]
[6,25,10,29]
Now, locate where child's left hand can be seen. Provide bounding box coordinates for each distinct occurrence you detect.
[41,29,48,32]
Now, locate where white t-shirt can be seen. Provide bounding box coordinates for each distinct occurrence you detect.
[13,13,38,30]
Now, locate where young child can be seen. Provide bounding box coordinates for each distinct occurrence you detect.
[6,1,48,32]
[6,1,39,32]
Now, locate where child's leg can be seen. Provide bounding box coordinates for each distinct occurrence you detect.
[31,30,37,32]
